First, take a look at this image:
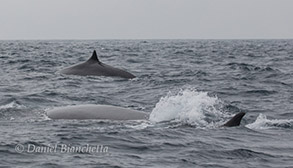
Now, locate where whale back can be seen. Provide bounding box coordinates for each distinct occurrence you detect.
[60,50,135,79]
[47,104,148,120]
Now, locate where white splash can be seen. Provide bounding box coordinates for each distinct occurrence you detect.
[0,101,23,109]
[149,88,224,127]
[246,113,293,129]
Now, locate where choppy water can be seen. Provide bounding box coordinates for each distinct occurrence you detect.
[1,40,293,167]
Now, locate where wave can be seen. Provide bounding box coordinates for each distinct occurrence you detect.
[227,62,278,72]
[202,148,274,160]
[0,101,23,110]
[246,113,293,129]
[149,88,228,128]
[243,89,277,96]
[0,101,25,120]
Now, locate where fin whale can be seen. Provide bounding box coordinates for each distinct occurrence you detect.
[47,104,245,127]
[60,50,136,79]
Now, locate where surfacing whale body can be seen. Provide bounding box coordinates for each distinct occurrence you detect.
[46,104,245,127]
[60,50,135,79]
[47,104,148,120]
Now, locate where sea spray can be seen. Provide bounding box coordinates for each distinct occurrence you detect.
[149,88,225,127]
[246,113,293,129]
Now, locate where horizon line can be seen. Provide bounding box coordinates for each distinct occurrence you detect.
[1,38,293,41]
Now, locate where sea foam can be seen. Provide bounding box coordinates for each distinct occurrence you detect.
[149,88,226,127]
[246,113,293,129]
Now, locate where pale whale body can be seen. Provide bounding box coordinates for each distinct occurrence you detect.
[60,50,135,79]
[47,104,148,120]
[46,104,245,127]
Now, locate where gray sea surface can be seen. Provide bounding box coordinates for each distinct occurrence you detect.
[0,40,293,167]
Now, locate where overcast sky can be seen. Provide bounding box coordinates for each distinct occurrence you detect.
[0,0,292,39]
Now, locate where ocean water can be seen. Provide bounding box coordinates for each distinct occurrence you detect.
[0,40,293,168]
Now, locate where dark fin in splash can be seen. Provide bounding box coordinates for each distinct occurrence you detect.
[223,112,246,127]
[88,50,101,64]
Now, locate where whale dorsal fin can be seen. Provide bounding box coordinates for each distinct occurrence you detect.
[88,50,101,63]
[223,112,246,127]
